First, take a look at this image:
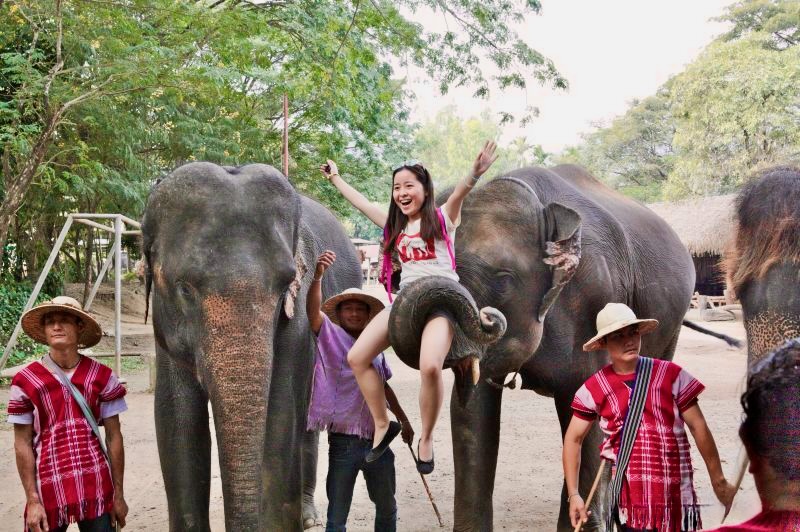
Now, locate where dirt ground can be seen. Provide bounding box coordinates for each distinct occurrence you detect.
[0,282,761,531]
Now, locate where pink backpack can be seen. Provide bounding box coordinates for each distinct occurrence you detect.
[380,207,456,302]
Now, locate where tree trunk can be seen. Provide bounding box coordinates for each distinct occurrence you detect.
[0,111,62,267]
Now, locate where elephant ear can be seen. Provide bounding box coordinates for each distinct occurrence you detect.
[538,203,581,322]
[284,250,308,319]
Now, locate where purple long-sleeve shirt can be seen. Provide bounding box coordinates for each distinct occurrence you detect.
[307,315,392,440]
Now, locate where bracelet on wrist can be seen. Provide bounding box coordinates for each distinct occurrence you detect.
[567,493,581,502]
[312,277,322,283]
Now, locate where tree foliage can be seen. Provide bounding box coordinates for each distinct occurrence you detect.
[413,105,551,187]
[560,0,799,201]
[0,0,564,284]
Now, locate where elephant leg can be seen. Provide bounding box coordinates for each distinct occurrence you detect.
[302,430,320,528]
[451,379,503,532]
[554,391,609,532]
[154,348,212,532]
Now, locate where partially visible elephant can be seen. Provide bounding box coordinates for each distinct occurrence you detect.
[725,165,800,366]
[142,162,361,531]
[389,165,696,531]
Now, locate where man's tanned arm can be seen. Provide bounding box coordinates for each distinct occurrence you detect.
[105,415,129,528]
[14,423,49,532]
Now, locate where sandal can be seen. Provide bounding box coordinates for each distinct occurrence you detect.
[365,420,401,463]
[415,441,434,475]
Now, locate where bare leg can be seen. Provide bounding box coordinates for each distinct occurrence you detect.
[347,309,392,448]
[417,316,454,462]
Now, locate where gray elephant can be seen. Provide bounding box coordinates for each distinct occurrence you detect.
[389,164,698,531]
[725,165,800,366]
[142,162,361,531]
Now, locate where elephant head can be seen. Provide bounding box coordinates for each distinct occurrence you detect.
[387,171,581,396]
[725,165,800,366]
[142,162,306,529]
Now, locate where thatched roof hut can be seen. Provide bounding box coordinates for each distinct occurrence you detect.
[647,194,736,296]
[647,194,736,256]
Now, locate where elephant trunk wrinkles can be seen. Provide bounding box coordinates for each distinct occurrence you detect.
[201,286,278,530]
[388,276,506,372]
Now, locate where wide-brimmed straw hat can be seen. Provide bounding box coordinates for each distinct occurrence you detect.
[582,303,659,352]
[322,288,384,325]
[21,296,103,348]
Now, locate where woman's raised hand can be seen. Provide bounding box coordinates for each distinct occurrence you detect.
[471,141,499,178]
[319,159,340,180]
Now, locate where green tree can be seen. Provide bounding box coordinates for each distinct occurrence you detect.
[558,91,675,201]
[1,0,566,278]
[666,37,800,197]
[716,0,799,50]
[412,105,551,187]
[558,0,800,202]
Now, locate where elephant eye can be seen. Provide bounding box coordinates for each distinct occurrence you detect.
[492,271,516,294]
[176,281,196,300]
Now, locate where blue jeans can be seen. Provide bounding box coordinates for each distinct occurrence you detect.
[326,432,397,532]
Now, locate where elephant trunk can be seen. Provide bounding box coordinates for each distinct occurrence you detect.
[387,276,506,379]
[200,285,278,530]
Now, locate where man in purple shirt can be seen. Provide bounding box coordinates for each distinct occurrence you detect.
[307,250,413,532]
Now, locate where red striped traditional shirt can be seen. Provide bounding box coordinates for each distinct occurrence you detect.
[7,356,126,529]
[571,358,705,531]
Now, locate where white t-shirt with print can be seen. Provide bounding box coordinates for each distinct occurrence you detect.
[397,206,460,290]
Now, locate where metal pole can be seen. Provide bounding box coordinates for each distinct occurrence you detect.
[118,214,141,229]
[0,215,74,373]
[282,94,289,177]
[114,215,122,378]
[73,218,114,232]
[84,245,116,311]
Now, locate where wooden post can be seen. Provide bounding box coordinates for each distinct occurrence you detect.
[282,94,289,177]
[698,295,709,321]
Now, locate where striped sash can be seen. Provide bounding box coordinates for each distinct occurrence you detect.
[605,356,654,531]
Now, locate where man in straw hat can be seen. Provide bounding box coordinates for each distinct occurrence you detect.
[7,296,128,531]
[562,302,735,531]
[306,250,413,532]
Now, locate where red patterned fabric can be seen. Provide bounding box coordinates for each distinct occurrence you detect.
[8,356,125,529]
[571,359,705,531]
[704,509,800,531]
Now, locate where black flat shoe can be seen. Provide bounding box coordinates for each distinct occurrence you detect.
[365,421,401,463]
[415,441,434,475]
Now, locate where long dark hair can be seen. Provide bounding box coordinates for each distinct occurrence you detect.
[384,164,443,254]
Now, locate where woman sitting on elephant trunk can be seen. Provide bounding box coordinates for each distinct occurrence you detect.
[320,141,498,474]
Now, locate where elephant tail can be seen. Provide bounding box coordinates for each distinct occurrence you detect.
[682,320,743,348]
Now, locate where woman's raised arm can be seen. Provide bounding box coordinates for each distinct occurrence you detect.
[321,160,388,228]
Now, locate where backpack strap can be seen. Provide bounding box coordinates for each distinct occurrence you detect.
[436,207,456,270]
[604,356,654,531]
[381,224,394,302]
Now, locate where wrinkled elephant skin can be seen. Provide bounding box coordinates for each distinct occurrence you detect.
[398,165,695,531]
[725,166,800,367]
[142,162,361,531]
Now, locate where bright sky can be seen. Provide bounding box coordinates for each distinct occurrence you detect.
[401,0,733,153]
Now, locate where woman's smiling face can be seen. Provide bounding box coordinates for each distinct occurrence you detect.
[392,169,427,219]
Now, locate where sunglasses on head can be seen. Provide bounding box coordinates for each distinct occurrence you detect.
[392,160,425,172]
